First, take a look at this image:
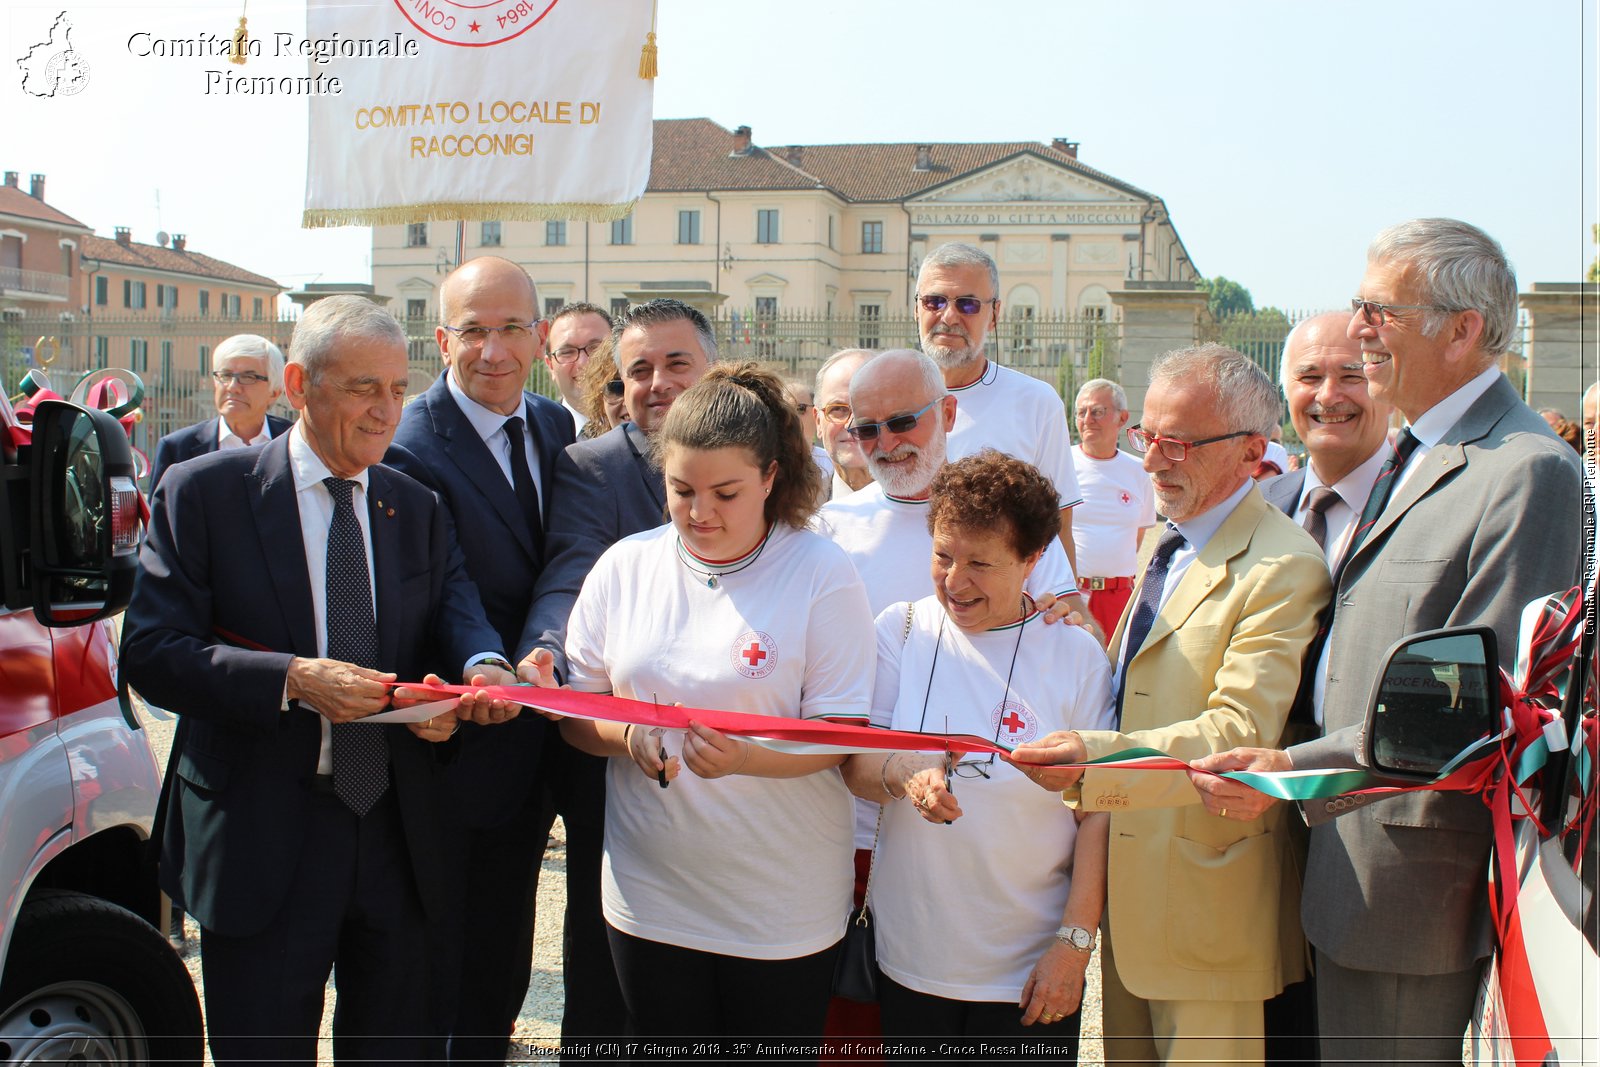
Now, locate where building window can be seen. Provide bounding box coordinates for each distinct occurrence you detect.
[199,289,210,316]
[94,336,108,369]
[857,304,882,349]
[828,215,836,250]
[756,209,780,244]
[94,276,107,306]
[199,344,210,375]
[229,294,241,318]
[407,298,427,321]
[610,298,630,320]
[160,341,173,386]
[124,280,147,309]
[253,297,264,320]
[862,221,884,254]
[156,284,178,310]
[129,339,148,373]
[678,210,701,245]
[406,223,428,247]
[610,215,633,245]
[481,221,502,247]
[63,246,73,276]
[546,220,567,246]
[544,297,563,318]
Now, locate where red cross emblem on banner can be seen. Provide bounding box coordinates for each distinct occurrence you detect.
[731,630,778,679]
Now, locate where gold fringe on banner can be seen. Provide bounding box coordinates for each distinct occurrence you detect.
[302,199,641,229]
[638,0,658,78]
[230,2,248,66]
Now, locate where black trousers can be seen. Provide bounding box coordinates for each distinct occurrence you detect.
[877,972,1081,1065]
[606,924,839,1044]
[554,743,627,1057]
[200,785,429,1066]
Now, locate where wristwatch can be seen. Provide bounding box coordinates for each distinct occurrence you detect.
[1055,925,1095,952]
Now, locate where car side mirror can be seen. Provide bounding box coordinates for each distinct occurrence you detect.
[1364,626,1499,780]
[28,400,141,626]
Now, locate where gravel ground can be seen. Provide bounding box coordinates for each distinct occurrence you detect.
[140,704,1104,1064]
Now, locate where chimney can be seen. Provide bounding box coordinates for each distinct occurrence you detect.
[3,172,17,188]
[1052,138,1079,159]
[173,233,187,252]
[913,145,932,171]
[29,173,45,199]
[115,227,131,246]
[731,125,752,156]
[783,145,804,167]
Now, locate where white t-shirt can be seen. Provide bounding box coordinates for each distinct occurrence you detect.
[1071,446,1156,578]
[870,598,1115,1001]
[815,482,1079,847]
[945,361,1083,510]
[565,522,873,959]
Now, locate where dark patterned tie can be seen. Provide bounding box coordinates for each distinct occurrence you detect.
[1117,523,1186,714]
[1342,428,1421,565]
[504,415,543,552]
[1300,485,1341,552]
[323,477,389,816]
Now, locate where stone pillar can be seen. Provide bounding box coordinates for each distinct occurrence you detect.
[1519,282,1598,417]
[1108,282,1209,424]
[1051,234,1070,309]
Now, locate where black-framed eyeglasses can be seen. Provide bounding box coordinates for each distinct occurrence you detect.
[1350,298,1456,328]
[795,403,812,415]
[1127,426,1254,462]
[917,294,997,316]
[548,340,605,365]
[212,370,269,386]
[845,398,939,441]
[603,378,625,398]
[443,322,539,346]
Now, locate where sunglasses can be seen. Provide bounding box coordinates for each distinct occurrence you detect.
[917,294,996,316]
[1350,298,1455,328]
[845,398,939,441]
[603,379,625,398]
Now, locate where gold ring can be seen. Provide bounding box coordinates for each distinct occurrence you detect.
[1220,807,1229,818]
[427,717,435,728]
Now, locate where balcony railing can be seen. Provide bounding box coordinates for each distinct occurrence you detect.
[0,266,71,299]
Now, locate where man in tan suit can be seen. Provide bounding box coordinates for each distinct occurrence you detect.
[1013,343,1331,1066]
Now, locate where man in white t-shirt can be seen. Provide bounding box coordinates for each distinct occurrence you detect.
[813,348,877,499]
[1070,378,1155,640]
[914,243,1083,568]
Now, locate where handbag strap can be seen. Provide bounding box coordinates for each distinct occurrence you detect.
[856,602,916,925]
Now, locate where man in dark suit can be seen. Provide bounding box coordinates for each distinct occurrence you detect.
[1195,219,1583,1066]
[123,295,517,1065]
[385,256,574,1063]
[149,332,293,490]
[516,298,716,1051]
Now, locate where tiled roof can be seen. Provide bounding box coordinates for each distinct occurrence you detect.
[646,119,1157,204]
[81,233,281,291]
[0,185,89,229]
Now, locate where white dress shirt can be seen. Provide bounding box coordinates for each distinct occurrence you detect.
[217,417,273,450]
[1293,444,1390,570]
[446,372,544,499]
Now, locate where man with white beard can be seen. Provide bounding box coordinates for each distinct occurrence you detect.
[915,243,1083,568]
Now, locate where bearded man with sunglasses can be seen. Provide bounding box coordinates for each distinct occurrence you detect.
[1190,219,1583,1067]
[914,243,1084,570]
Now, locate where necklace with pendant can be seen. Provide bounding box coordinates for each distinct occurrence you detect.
[676,525,774,588]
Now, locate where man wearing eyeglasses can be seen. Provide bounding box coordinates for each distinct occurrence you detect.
[544,302,614,433]
[1012,344,1330,1066]
[914,243,1083,569]
[386,255,575,1062]
[1191,219,1583,1067]
[1071,379,1156,642]
[149,333,292,491]
[814,348,877,499]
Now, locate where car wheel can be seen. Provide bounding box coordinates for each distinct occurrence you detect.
[0,889,203,1065]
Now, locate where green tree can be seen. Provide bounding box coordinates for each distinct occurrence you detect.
[1198,276,1255,319]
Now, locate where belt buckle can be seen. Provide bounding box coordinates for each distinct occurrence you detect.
[1084,577,1107,591]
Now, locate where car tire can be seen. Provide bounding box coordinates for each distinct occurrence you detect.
[0,889,203,1065]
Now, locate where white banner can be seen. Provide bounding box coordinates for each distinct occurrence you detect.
[303,0,654,227]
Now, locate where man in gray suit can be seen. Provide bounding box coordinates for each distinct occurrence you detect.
[1193,219,1583,1066]
[514,298,715,1052]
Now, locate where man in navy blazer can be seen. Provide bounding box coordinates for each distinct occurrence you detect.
[385,256,574,1062]
[149,332,293,491]
[123,296,516,1065]
[516,298,716,1050]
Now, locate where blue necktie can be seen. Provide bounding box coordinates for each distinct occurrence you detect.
[504,415,544,556]
[1117,523,1185,714]
[323,477,388,816]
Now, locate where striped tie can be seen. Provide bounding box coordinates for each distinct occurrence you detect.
[1342,428,1420,565]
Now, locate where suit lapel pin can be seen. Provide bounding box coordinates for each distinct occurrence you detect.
[387,508,396,517]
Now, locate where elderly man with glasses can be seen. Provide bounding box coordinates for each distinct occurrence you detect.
[543,301,613,433]
[914,243,1084,570]
[1070,378,1156,643]
[1012,343,1331,1066]
[149,333,293,490]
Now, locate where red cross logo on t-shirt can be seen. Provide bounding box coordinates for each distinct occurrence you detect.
[731,630,778,679]
[1119,490,1132,505]
[992,699,1038,744]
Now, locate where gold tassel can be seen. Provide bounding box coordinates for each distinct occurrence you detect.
[230,13,248,65]
[638,0,657,78]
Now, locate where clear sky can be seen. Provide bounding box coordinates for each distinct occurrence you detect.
[4,0,1594,311]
